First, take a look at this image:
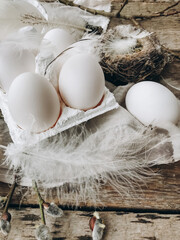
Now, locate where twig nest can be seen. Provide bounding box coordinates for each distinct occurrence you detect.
[100,25,170,85]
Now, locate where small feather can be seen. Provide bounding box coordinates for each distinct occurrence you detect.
[109,38,137,55]
[100,24,151,59]
[0,0,47,40]
[5,26,42,53]
[35,225,52,240]
[44,3,86,38]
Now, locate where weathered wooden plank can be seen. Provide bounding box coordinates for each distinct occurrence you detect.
[0,160,180,210]
[0,209,180,240]
[110,1,180,50]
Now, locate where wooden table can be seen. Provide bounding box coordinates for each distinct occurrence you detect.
[0,1,180,239]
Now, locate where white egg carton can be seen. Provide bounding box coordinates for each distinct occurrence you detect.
[0,87,119,145]
[0,0,118,146]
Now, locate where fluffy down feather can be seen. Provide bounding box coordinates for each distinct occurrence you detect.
[4,104,179,203]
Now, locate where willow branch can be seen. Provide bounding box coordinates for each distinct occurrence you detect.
[131,17,141,27]
[58,0,180,20]
[33,180,46,225]
[162,46,180,61]
[155,1,180,15]
[58,0,115,17]
[3,180,17,214]
[114,0,128,17]
[133,10,180,20]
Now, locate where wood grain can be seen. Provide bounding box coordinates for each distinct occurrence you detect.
[0,160,180,211]
[110,1,180,49]
[0,209,180,240]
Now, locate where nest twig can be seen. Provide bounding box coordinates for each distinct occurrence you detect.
[58,0,180,19]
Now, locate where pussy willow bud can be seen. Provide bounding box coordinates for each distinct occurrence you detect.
[0,212,11,236]
[35,224,52,240]
[89,212,105,240]
[44,202,63,218]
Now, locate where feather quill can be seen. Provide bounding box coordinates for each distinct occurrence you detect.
[0,0,94,42]
[0,0,47,40]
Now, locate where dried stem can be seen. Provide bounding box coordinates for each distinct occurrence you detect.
[155,1,180,14]
[58,0,180,20]
[162,46,180,61]
[3,180,17,214]
[114,0,128,17]
[33,180,46,225]
[58,0,115,17]
[133,10,180,20]
[131,17,141,27]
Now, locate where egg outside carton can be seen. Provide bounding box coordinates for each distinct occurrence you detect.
[100,25,170,86]
[0,87,119,146]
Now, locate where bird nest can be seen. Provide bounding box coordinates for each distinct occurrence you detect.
[99,25,170,85]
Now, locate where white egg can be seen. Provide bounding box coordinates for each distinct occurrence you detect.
[0,44,35,92]
[43,28,75,53]
[125,81,180,126]
[59,54,105,110]
[8,72,61,133]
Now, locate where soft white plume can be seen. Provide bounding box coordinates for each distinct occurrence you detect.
[0,0,100,42]
[101,24,151,57]
[1,81,179,203]
[0,0,47,40]
[4,105,178,203]
[5,27,42,54]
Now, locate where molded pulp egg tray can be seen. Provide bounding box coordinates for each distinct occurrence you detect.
[0,0,118,146]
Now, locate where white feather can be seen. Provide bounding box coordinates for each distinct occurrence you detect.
[43,4,86,38]
[0,0,47,40]
[101,24,151,58]
[0,0,93,42]
[115,25,150,39]
[4,105,178,203]
[4,27,42,55]
[110,38,137,55]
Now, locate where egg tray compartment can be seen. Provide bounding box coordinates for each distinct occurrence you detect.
[0,87,119,145]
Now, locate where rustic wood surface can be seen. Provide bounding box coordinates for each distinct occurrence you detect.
[0,0,180,239]
[0,209,180,240]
